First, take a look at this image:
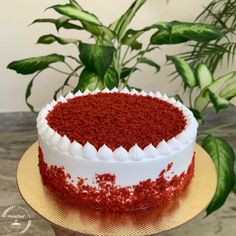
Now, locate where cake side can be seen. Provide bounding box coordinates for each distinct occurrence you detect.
[38,146,195,211]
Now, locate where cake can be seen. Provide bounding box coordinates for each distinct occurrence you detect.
[37,88,198,212]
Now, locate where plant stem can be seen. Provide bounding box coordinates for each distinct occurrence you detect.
[121,46,130,65]
[115,43,122,87]
[65,55,81,64]
[124,43,151,88]
[123,51,141,66]
[54,65,83,99]
[123,46,159,66]
[49,66,75,76]
[64,61,80,78]
[189,88,194,108]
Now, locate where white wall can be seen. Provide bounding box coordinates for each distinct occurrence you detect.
[1,0,230,112]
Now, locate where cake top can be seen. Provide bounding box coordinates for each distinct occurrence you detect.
[46,92,186,151]
[37,88,198,161]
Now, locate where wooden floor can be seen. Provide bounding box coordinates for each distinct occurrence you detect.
[0,109,236,236]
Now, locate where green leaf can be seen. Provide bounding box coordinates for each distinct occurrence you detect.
[202,135,235,215]
[69,0,82,9]
[51,3,115,40]
[103,68,119,89]
[53,4,102,25]
[207,89,231,112]
[79,42,114,79]
[167,55,197,88]
[195,64,214,90]
[82,23,115,40]
[25,78,35,112]
[121,26,159,50]
[189,108,202,121]
[32,17,83,31]
[121,28,144,50]
[31,18,56,25]
[7,54,65,75]
[55,16,83,31]
[121,67,139,81]
[137,57,160,73]
[25,71,42,113]
[150,21,223,45]
[195,71,236,112]
[74,68,104,92]
[37,34,79,45]
[220,82,236,101]
[110,0,147,40]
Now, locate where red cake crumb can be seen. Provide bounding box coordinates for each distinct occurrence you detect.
[46,93,186,150]
[38,147,194,212]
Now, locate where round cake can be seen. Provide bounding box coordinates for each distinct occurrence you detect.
[37,88,198,212]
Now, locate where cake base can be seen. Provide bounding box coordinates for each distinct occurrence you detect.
[17,142,217,236]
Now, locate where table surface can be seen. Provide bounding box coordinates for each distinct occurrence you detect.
[0,109,236,236]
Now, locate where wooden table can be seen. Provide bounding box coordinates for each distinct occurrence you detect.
[0,109,236,236]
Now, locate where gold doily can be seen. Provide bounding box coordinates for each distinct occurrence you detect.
[17,142,216,236]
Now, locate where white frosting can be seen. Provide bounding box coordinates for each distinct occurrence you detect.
[175,101,183,108]
[57,95,67,103]
[140,90,147,96]
[37,88,198,186]
[162,94,169,101]
[98,144,113,161]
[169,97,177,104]
[148,91,155,97]
[102,88,110,93]
[167,137,182,151]
[130,89,138,95]
[75,90,82,97]
[144,144,159,158]
[50,132,61,146]
[93,88,100,93]
[129,144,145,161]
[37,118,47,128]
[176,132,190,144]
[45,103,53,111]
[114,147,128,161]
[58,135,71,152]
[155,91,162,98]
[122,87,129,93]
[69,141,82,156]
[38,123,48,136]
[37,108,48,120]
[111,87,119,93]
[82,142,97,160]
[65,92,74,99]
[83,89,91,95]
[49,100,57,107]
[43,126,55,141]
[40,139,195,186]
[157,140,172,155]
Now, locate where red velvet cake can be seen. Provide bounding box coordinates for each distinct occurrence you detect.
[37,88,198,212]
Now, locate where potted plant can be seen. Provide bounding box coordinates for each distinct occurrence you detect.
[7,0,235,216]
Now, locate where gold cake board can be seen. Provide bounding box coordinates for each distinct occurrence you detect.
[17,142,217,236]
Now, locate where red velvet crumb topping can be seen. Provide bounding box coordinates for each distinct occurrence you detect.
[46,93,186,150]
[38,147,194,212]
